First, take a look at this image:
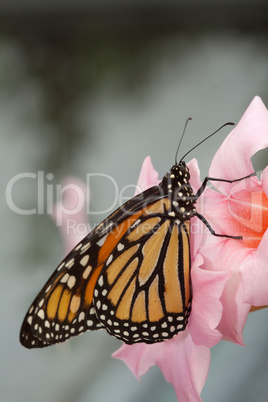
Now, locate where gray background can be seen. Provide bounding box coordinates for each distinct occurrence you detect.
[1,2,268,401]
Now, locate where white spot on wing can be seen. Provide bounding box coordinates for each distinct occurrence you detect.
[97,234,108,247]
[89,307,95,315]
[27,316,33,325]
[66,258,75,268]
[83,265,92,279]
[107,254,113,266]
[37,310,45,320]
[117,243,124,251]
[131,219,141,228]
[79,312,85,322]
[45,285,52,293]
[67,275,76,289]
[57,262,65,271]
[80,254,89,266]
[61,273,69,283]
[38,299,44,308]
[80,241,91,253]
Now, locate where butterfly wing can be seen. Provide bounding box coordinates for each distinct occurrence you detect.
[20,186,160,348]
[20,182,192,348]
[94,198,192,344]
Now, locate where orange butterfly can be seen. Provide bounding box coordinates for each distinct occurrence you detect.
[20,122,254,348]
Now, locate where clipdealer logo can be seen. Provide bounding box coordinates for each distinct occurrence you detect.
[5,171,140,228]
[6,171,263,238]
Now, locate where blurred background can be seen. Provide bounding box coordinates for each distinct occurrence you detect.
[1,1,268,401]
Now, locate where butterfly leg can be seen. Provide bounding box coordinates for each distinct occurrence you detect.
[195,212,242,239]
[195,172,256,199]
[194,172,256,240]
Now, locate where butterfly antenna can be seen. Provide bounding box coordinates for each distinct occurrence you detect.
[175,117,192,164]
[179,122,235,163]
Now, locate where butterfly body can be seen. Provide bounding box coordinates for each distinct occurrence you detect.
[160,161,196,219]
[20,161,197,347]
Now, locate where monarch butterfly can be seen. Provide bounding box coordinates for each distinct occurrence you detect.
[20,121,255,348]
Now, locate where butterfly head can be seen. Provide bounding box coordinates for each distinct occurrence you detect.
[174,160,190,180]
[161,161,192,194]
[162,160,190,186]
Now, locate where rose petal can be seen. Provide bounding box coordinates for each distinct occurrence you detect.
[217,270,251,345]
[240,229,268,306]
[134,156,160,195]
[190,254,230,347]
[112,342,162,379]
[156,331,210,402]
[200,237,252,344]
[209,96,268,195]
[188,158,202,194]
[261,166,268,198]
[198,183,265,244]
[113,330,210,402]
[51,176,88,256]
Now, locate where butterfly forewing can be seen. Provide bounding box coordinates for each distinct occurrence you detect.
[20,240,104,348]
[20,187,161,348]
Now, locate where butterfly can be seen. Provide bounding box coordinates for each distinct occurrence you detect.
[20,121,255,348]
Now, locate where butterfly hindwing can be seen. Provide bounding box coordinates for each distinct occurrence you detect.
[94,198,192,344]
